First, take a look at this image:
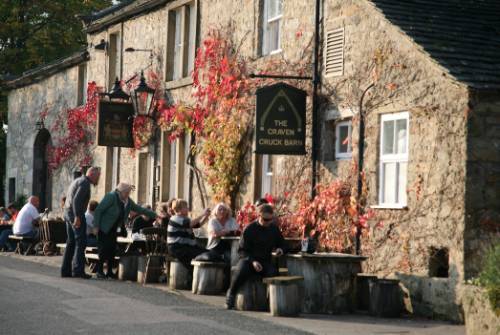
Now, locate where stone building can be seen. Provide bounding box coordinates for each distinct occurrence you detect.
[3,0,499,322]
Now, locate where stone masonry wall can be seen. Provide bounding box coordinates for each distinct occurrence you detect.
[6,65,87,217]
[319,0,470,321]
[464,94,500,279]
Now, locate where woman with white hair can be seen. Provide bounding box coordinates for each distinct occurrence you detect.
[206,203,239,258]
[93,182,157,279]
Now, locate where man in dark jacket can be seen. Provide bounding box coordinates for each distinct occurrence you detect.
[61,167,100,279]
[225,204,285,309]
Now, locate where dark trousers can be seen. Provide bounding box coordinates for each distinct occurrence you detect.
[168,243,206,270]
[228,259,277,296]
[61,219,87,276]
[212,242,232,289]
[96,229,117,275]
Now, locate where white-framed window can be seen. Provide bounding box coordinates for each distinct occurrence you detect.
[335,120,352,159]
[167,1,197,81]
[262,0,283,56]
[77,63,87,106]
[379,112,409,207]
[107,32,120,90]
[261,154,273,197]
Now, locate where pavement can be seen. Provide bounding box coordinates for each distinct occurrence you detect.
[0,253,466,335]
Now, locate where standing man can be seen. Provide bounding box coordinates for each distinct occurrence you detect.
[225,204,286,309]
[61,167,100,279]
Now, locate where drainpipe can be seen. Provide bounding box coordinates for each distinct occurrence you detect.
[311,0,322,199]
[356,83,375,255]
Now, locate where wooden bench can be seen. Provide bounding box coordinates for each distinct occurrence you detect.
[85,253,119,273]
[57,244,97,254]
[191,260,226,295]
[235,276,268,311]
[9,235,35,255]
[263,276,304,316]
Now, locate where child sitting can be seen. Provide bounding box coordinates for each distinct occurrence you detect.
[167,199,210,270]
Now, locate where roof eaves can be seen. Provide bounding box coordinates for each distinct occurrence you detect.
[1,51,89,90]
[84,0,170,34]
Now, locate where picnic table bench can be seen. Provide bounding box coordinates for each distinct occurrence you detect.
[8,235,35,255]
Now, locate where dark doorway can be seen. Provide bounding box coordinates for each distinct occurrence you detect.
[32,129,52,211]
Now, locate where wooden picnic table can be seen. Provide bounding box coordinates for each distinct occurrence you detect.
[286,252,367,314]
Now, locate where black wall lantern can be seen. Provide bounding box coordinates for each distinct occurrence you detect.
[131,71,156,117]
[101,77,130,102]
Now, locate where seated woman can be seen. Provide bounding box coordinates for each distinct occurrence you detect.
[206,203,239,261]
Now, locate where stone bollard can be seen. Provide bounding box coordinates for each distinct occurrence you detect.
[191,260,226,295]
[369,278,403,317]
[118,255,138,281]
[169,260,191,290]
[235,276,268,311]
[137,256,163,284]
[263,276,304,316]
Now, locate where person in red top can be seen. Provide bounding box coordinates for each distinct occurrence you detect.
[7,203,19,222]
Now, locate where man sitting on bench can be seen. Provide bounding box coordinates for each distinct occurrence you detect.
[12,196,41,241]
[225,204,286,309]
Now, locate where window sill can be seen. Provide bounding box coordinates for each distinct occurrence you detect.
[165,76,193,90]
[370,204,408,210]
[335,155,352,160]
[260,49,283,59]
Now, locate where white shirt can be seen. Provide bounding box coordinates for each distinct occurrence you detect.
[206,217,239,250]
[85,211,94,236]
[13,203,40,235]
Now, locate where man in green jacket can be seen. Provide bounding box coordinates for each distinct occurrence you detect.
[93,182,157,279]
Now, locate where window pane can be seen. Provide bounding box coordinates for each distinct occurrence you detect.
[382,120,395,155]
[338,125,349,153]
[268,0,282,18]
[268,20,280,52]
[187,3,196,74]
[173,9,182,80]
[396,119,407,154]
[383,162,397,204]
[398,162,407,205]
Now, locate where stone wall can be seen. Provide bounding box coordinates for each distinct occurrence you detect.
[462,285,500,335]
[464,93,500,279]
[6,65,85,217]
[318,0,470,322]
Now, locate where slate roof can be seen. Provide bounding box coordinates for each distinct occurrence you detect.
[84,0,169,34]
[1,51,89,90]
[369,0,500,90]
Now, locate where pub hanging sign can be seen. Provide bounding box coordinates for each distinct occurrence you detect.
[255,82,307,155]
[97,100,135,148]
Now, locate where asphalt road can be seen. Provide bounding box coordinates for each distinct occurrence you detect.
[0,256,311,335]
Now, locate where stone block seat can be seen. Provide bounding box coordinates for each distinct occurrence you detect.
[263,276,304,316]
[9,235,35,255]
[168,258,191,290]
[191,260,226,295]
[235,275,269,311]
[369,278,403,318]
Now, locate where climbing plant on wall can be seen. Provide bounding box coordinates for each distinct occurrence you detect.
[158,29,255,208]
[47,82,101,172]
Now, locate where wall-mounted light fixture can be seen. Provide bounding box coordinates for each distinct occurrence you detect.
[2,123,8,134]
[94,39,108,51]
